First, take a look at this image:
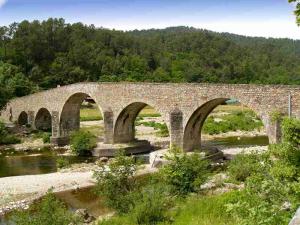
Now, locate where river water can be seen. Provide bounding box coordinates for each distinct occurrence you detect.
[0,148,95,178]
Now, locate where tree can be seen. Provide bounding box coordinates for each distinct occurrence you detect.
[289,0,300,25]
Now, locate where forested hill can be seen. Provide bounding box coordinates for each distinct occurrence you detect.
[1,19,300,108]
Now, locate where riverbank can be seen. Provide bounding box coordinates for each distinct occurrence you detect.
[0,164,157,216]
[0,171,94,216]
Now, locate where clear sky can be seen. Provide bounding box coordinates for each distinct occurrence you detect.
[0,0,299,39]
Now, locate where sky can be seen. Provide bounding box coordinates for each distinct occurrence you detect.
[0,0,299,39]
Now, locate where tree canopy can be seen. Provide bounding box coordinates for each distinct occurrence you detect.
[1,18,300,108]
[289,0,300,25]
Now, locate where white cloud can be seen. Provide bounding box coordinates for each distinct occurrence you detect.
[0,0,7,8]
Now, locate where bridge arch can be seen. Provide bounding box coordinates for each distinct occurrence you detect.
[18,111,28,126]
[113,102,169,144]
[35,108,52,131]
[59,92,103,137]
[183,98,268,151]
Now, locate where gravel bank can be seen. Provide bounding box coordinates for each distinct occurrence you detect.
[0,171,95,216]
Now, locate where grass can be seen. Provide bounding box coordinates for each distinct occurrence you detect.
[80,107,103,121]
[169,192,238,225]
[203,110,263,135]
[99,192,238,225]
[80,125,103,137]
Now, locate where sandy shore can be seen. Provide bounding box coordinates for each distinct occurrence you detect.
[0,171,95,216]
[0,165,157,216]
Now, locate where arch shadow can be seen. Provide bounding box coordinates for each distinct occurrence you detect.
[114,102,169,144]
[18,111,28,126]
[35,108,52,131]
[59,92,103,137]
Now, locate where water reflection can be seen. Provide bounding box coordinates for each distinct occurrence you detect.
[0,151,95,178]
[55,186,111,218]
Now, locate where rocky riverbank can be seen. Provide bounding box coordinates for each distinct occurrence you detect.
[0,164,157,217]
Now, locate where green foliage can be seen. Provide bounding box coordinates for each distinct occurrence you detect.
[94,150,137,214]
[1,134,21,144]
[33,131,51,143]
[42,132,51,143]
[80,106,103,121]
[270,110,283,123]
[226,117,300,225]
[228,153,261,182]
[11,190,80,225]
[70,130,96,156]
[99,180,237,225]
[169,191,238,225]
[0,19,300,101]
[281,117,300,146]
[289,0,300,25]
[56,157,70,169]
[203,111,263,135]
[131,183,173,225]
[161,148,210,195]
[0,121,21,144]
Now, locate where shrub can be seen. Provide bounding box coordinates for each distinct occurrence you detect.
[70,130,96,156]
[0,121,21,144]
[11,190,80,225]
[94,150,137,214]
[0,121,7,137]
[227,153,261,182]
[281,117,300,146]
[226,118,300,225]
[42,133,51,143]
[1,134,21,144]
[56,157,70,169]
[161,148,210,195]
[131,183,172,225]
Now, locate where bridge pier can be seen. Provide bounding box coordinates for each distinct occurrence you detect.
[27,111,35,129]
[50,111,70,146]
[266,117,282,144]
[103,110,114,144]
[169,109,184,149]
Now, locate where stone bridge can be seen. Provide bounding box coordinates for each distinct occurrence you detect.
[1,82,300,151]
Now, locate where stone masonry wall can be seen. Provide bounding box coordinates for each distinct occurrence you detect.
[1,82,299,150]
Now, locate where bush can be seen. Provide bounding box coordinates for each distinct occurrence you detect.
[161,148,210,195]
[227,153,261,182]
[0,121,21,144]
[281,117,300,146]
[70,130,96,156]
[131,183,172,225]
[33,131,51,143]
[11,190,80,225]
[1,134,21,144]
[42,132,51,143]
[94,150,137,214]
[226,118,300,225]
[56,157,70,169]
